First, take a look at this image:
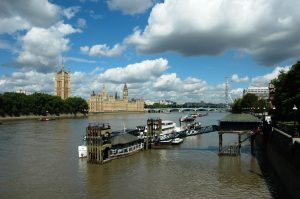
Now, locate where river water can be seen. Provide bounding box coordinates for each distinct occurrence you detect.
[0,112,277,198]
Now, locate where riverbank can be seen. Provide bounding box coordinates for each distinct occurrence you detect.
[0,113,87,122]
[0,111,146,122]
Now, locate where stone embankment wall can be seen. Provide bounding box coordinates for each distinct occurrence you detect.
[266,128,300,199]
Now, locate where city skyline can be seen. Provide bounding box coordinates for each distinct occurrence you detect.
[0,0,298,103]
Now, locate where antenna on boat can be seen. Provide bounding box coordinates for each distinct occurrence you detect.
[123,122,126,133]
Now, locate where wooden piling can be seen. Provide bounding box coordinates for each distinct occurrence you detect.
[219,133,223,153]
[86,123,112,164]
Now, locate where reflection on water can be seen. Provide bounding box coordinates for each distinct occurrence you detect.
[0,112,276,198]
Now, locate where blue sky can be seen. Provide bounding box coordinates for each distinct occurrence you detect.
[0,0,298,103]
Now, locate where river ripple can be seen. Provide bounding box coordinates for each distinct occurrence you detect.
[0,112,273,198]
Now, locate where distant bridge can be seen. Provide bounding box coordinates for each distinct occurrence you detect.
[145,107,227,113]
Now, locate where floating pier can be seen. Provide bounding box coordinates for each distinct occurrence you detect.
[218,131,252,156]
[218,114,262,156]
[86,123,112,164]
[146,118,162,149]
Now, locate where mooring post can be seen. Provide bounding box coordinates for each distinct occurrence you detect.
[238,134,241,155]
[219,133,223,153]
[251,134,255,155]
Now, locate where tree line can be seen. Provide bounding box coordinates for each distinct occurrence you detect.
[0,92,88,117]
[271,61,300,123]
[231,93,269,113]
[145,102,227,109]
[232,61,300,123]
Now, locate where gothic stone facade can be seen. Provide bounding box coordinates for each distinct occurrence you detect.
[89,84,144,112]
[54,63,70,100]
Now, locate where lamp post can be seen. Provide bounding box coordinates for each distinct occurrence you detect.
[272,106,276,125]
[263,107,266,121]
[293,105,298,137]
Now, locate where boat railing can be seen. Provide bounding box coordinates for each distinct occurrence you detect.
[110,143,143,156]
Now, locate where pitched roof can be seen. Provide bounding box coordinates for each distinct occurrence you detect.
[111,133,138,145]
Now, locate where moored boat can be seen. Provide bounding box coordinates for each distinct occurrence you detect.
[185,122,202,136]
[143,120,179,141]
[180,114,195,122]
[38,117,56,121]
[78,145,87,158]
[78,123,144,162]
[158,139,173,145]
[171,138,184,145]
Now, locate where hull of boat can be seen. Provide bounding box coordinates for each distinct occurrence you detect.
[78,145,87,158]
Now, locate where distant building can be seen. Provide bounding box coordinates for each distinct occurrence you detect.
[243,86,269,99]
[54,61,70,100]
[16,89,27,94]
[159,99,176,106]
[268,83,275,101]
[89,83,144,112]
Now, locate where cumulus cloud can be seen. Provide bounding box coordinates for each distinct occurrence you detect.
[88,10,102,20]
[0,71,53,94]
[0,17,30,34]
[0,40,10,50]
[62,6,80,19]
[231,74,249,83]
[80,43,126,57]
[0,0,60,33]
[77,18,86,28]
[0,1,83,72]
[0,70,102,98]
[0,57,244,103]
[14,21,81,72]
[100,58,169,83]
[107,0,153,15]
[65,57,96,64]
[151,73,227,103]
[251,65,291,87]
[126,0,300,65]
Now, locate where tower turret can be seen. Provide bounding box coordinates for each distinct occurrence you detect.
[54,58,70,100]
[101,83,107,99]
[123,83,128,101]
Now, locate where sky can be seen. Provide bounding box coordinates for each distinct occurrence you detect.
[0,0,298,104]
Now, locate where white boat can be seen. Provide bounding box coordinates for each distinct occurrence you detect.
[78,145,87,158]
[171,138,184,144]
[180,114,195,122]
[110,142,144,159]
[161,120,177,134]
[159,120,179,141]
[143,120,178,140]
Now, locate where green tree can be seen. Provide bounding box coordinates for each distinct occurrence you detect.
[0,94,4,116]
[65,97,88,116]
[2,92,20,116]
[271,61,300,123]
[231,98,242,113]
[240,93,258,109]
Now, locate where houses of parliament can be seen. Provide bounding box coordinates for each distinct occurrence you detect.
[88,83,144,112]
[54,62,144,112]
[54,61,70,100]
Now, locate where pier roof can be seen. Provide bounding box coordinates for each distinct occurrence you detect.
[111,133,139,145]
[219,114,262,132]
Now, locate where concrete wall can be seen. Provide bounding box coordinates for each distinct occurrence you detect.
[265,128,300,199]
